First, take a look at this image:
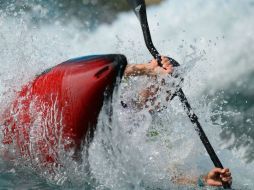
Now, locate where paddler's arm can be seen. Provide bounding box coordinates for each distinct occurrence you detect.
[123,56,173,77]
[123,56,173,109]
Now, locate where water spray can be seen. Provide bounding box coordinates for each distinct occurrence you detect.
[127,0,231,188]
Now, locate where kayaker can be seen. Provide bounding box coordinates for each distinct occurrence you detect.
[123,56,232,187]
[0,54,232,187]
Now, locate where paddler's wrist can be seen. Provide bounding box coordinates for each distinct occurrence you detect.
[124,64,142,77]
[137,63,157,76]
[124,63,155,77]
[144,63,157,76]
[197,175,207,187]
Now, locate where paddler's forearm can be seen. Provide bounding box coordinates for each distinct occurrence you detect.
[172,176,198,186]
[124,63,153,77]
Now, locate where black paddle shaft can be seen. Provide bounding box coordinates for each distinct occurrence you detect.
[128,0,160,59]
[178,90,231,189]
[177,88,224,168]
[127,0,231,188]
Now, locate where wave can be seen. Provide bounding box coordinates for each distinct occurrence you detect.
[0,0,254,189]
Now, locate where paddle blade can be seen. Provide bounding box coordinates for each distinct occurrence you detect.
[127,0,146,21]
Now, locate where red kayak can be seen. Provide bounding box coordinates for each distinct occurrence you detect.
[1,54,127,164]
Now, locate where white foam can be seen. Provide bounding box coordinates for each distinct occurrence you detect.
[0,0,254,189]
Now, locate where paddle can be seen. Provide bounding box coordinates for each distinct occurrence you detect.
[127,0,231,188]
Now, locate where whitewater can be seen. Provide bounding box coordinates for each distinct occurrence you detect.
[0,0,254,189]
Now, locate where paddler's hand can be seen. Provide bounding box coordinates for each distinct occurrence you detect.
[205,168,232,186]
[124,56,173,77]
[148,56,174,76]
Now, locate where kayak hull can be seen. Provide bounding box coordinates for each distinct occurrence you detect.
[1,54,127,164]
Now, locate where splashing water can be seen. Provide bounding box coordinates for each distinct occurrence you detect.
[0,0,254,189]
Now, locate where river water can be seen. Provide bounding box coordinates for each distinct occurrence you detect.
[0,0,254,189]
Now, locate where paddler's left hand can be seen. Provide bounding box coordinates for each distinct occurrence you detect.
[148,56,174,76]
[124,56,173,77]
[205,168,232,186]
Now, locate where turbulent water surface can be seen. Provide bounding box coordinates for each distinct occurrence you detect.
[0,0,254,189]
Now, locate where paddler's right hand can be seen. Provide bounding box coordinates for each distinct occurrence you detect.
[205,168,232,187]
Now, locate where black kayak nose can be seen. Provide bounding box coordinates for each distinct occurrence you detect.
[104,54,128,78]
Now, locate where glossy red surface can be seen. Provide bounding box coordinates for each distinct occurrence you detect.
[1,54,127,164]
